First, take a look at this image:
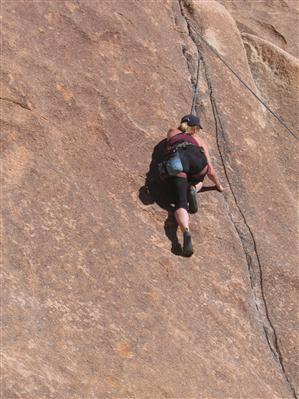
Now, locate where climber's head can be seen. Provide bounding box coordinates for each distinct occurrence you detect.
[179,114,203,134]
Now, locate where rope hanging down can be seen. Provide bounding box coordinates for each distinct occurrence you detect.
[188,21,298,141]
[190,50,202,115]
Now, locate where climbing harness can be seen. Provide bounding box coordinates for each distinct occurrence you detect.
[159,142,193,178]
[187,20,298,141]
[167,141,194,152]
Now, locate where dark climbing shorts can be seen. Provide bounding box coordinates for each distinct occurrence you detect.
[171,145,208,210]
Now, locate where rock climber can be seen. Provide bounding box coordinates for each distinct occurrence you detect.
[166,114,223,257]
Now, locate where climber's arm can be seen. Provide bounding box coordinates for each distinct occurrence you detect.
[194,135,224,192]
[207,164,223,192]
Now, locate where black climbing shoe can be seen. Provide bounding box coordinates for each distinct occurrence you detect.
[183,231,193,257]
[188,185,198,214]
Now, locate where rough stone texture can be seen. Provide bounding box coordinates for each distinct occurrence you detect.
[1,0,298,398]
[218,0,299,57]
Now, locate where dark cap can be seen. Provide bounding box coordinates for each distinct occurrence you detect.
[181,114,203,129]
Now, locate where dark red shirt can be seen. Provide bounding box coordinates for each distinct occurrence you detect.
[167,132,199,148]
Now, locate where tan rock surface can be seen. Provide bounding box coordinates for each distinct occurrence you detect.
[2,0,298,398]
[218,0,299,57]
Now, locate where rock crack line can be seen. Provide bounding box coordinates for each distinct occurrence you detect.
[178,1,297,397]
[0,96,32,111]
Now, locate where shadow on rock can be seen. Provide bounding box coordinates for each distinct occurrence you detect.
[201,186,218,193]
[164,212,182,256]
[139,138,175,212]
[139,138,183,256]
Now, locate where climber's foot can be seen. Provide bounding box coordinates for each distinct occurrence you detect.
[183,230,193,257]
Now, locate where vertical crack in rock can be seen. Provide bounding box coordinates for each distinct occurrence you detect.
[180,45,202,114]
[176,3,199,109]
[203,60,297,399]
[178,1,297,397]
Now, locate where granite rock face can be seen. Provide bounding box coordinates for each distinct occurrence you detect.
[218,0,299,57]
[2,1,298,398]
